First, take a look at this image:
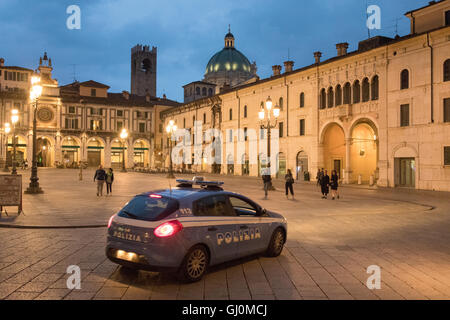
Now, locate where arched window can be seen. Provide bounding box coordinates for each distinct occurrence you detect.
[444,59,450,82]
[229,108,233,120]
[208,88,213,96]
[300,92,305,108]
[243,105,247,118]
[203,113,206,124]
[343,82,351,104]
[362,78,370,102]
[320,88,326,109]
[327,87,334,108]
[279,97,284,110]
[335,85,342,106]
[353,80,361,104]
[400,69,409,89]
[196,87,200,95]
[371,75,379,100]
[202,87,207,96]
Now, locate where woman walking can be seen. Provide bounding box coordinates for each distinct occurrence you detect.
[330,170,340,200]
[320,170,330,199]
[106,168,114,195]
[94,165,106,196]
[285,169,295,199]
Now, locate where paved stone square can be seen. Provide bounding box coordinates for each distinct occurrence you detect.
[0,168,449,300]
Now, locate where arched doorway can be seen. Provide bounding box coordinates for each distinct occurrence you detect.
[227,154,234,175]
[133,139,149,167]
[61,136,80,167]
[111,139,126,169]
[37,138,52,167]
[241,154,249,176]
[350,121,378,183]
[276,152,286,178]
[87,138,104,167]
[296,151,308,180]
[7,135,27,167]
[322,123,345,177]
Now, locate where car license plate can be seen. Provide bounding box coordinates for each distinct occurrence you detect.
[115,250,138,262]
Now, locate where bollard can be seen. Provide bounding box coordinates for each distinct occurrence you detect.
[358,174,362,185]
[369,175,374,186]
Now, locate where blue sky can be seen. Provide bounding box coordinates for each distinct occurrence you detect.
[0,0,427,101]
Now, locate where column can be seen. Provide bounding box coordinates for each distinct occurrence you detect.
[104,137,111,168]
[127,138,134,169]
[54,133,62,164]
[344,138,352,184]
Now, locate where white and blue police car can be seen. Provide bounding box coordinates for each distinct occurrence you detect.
[106,178,287,282]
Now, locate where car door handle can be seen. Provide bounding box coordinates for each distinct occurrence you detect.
[208,227,218,232]
[240,225,249,229]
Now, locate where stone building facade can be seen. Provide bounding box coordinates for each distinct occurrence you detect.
[161,0,450,191]
[0,52,179,170]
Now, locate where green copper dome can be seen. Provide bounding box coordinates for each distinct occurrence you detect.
[205,47,252,75]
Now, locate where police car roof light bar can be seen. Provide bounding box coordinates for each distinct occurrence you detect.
[176,179,224,188]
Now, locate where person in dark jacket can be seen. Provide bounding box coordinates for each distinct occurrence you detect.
[285,169,295,199]
[320,170,330,199]
[330,170,340,200]
[94,165,106,196]
[105,168,114,195]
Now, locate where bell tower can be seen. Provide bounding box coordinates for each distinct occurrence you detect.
[131,44,157,97]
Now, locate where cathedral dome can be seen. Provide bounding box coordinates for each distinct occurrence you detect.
[205,47,252,75]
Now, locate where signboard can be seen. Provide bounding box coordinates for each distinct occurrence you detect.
[0,174,23,215]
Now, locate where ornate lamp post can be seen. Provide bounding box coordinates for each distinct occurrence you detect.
[3,123,11,172]
[258,96,280,190]
[11,109,19,175]
[120,128,128,173]
[166,120,177,179]
[25,76,43,194]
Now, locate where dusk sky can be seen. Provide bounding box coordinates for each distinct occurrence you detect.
[0,0,427,102]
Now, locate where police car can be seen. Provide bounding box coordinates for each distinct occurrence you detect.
[106,178,287,282]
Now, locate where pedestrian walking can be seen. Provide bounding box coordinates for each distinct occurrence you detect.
[106,168,114,195]
[330,169,340,200]
[94,165,106,196]
[262,168,271,199]
[320,169,330,199]
[316,168,324,187]
[285,169,295,199]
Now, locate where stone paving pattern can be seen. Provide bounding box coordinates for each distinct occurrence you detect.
[0,169,449,300]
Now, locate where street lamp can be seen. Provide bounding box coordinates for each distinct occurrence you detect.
[120,128,128,172]
[11,109,19,175]
[259,96,280,190]
[25,76,43,194]
[3,123,11,172]
[166,120,177,179]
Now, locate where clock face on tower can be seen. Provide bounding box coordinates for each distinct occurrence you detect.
[37,106,54,122]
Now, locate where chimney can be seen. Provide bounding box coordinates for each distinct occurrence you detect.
[0,58,4,67]
[314,51,322,64]
[272,65,282,76]
[145,93,151,102]
[284,61,294,73]
[122,90,130,100]
[336,43,349,56]
[162,94,167,99]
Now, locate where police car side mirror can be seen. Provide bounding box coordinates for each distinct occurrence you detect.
[257,208,267,216]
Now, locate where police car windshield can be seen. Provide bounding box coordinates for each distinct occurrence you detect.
[118,195,179,222]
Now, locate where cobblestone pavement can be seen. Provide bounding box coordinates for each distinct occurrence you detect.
[0,169,449,300]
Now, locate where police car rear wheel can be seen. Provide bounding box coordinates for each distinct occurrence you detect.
[266,228,285,257]
[179,245,209,282]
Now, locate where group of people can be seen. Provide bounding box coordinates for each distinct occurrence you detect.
[316,168,340,200]
[93,165,115,196]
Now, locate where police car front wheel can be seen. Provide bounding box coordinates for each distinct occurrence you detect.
[178,245,209,282]
[266,228,285,257]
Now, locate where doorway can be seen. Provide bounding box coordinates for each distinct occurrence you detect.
[296,151,308,180]
[333,159,341,179]
[395,158,415,187]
